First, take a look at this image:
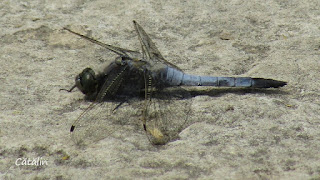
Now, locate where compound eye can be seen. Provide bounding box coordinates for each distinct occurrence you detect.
[75,68,97,94]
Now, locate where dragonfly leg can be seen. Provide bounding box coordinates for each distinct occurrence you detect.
[59,84,76,92]
[112,101,126,112]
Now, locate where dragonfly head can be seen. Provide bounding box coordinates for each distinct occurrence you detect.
[75,68,97,95]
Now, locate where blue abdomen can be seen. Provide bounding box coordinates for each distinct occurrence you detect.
[161,66,286,88]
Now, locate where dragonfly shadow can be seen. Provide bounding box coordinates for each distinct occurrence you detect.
[189,87,288,98]
[81,87,287,103]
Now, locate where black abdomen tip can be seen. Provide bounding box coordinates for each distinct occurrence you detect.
[253,78,287,88]
[70,125,75,132]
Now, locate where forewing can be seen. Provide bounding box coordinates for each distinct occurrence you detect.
[64,27,141,59]
[70,101,124,146]
[70,65,130,146]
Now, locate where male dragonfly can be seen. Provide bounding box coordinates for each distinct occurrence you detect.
[61,21,286,145]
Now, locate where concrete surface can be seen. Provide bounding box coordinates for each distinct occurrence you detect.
[1,0,319,179]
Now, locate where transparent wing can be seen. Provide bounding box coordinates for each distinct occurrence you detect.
[70,73,193,146]
[70,101,126,146]
[70,65,130,146]
[133,21,182,70]
[142,74,193,145]
[64,27,142,59]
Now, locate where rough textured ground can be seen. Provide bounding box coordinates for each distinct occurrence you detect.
[1,0,320,179]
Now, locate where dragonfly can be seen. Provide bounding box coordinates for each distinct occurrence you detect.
[61,20,287,145]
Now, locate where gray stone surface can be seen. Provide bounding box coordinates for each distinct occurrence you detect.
[1,0,319,179]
